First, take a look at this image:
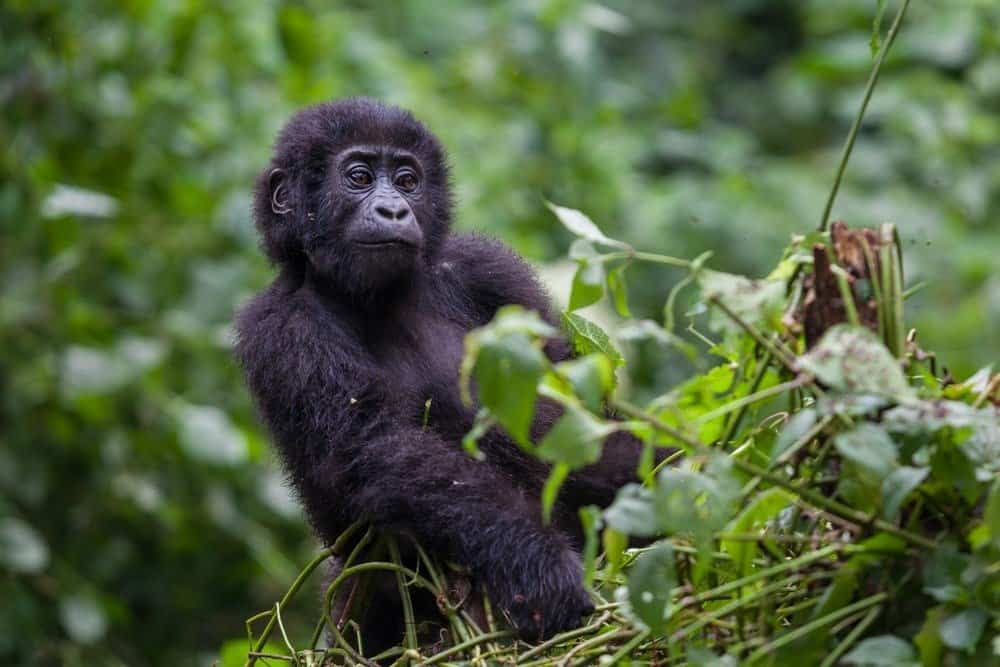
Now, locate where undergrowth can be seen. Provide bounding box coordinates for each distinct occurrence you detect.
[236,2,999,664]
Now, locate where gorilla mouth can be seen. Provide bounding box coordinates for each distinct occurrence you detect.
[352,239,418,249]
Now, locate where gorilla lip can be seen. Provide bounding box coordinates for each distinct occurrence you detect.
[352,239,418,249]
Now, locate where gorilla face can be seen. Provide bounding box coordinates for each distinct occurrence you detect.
[304,145,428,294]
[255,98,452,301]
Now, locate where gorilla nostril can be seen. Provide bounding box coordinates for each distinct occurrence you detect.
[375,204,411,222]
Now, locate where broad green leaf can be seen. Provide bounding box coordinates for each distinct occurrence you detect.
[799,325,915,398]
[627,543,676,634]
[546,201,629,249]
[938,608,987,653]
[923,543,970,604]
[556,354,615,412]
[475,333,546,446]
[605,483,659,537]
[722,488,795,576]
[697,269,785,334]
[0,517,49,574]
[537,404,615,468]
[654,456,741,581]
[606,263,631,317]
[881,466,928,520]
[562,311,625,367]
[833,423,898,480]
[569,257,604,311]
[842,635,917,666]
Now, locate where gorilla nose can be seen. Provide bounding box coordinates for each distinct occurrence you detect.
[374,199,411,222]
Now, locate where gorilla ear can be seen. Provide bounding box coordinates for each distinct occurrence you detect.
[269,169,292,216]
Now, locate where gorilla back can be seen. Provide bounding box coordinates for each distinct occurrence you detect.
[234,98,647,647]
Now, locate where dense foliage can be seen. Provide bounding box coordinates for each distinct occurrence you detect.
[2,1,998,665]
[242,211,999,664]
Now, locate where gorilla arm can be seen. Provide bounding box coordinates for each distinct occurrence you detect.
[234,289,593,640]
[441,234,659,508]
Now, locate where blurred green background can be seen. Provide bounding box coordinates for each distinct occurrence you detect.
[2,1,998,664]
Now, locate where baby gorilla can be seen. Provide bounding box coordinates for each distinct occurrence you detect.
[235,98,647,649]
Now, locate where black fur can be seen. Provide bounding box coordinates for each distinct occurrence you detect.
[234,98,648,648]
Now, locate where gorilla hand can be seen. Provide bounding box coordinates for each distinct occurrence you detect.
[487,538,594,641]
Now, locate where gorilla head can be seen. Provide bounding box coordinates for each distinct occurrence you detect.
[254,98,453,300]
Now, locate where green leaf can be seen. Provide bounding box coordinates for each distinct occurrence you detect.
[799,325,915,399]
[59,594,108,644]
[870,0,888,57]
[173,402,249,466]
[722,488,795,576]
[881,466,928,520]
[605,483,660,537]
[626,542,676,634]
[603,527,628,576]
[654,456,742,581]
[938,608,987,653]
[833,423,897,480]
[833,423,898,480]
[475,332,546,446]
[0,517,49,574]
[541,462,570,523]
[556,354,615,412]
[579,505,602,587]
[562,311,625,367]
[537,404,615,468]
[923,543,970,604]
[771,408,818,464]
[986,478,1000,549]
[697,269,785,335]
[546,201,630,249]
[687,648,739,667]
[606,263,631,317]
[842,635,917,666]
[914,606,946,667]
[461,408,494,460]
[569,257,605,311]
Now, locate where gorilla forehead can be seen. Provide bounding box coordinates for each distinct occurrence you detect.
[273,98,445,171]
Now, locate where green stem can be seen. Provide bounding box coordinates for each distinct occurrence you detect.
[717,348,774,446]
[603,629,650,664]
[416,630,513,666]
[388,538,419,651]
[516,612,612,661]
[673,576,801,642]
[819,605,882,667]
[246,547,334,666]
[731,458,936,550]
[695,376,808,426]
[745,593,887,663]
[819,0,912,231]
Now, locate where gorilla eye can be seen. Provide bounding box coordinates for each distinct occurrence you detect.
[347,167,373,188]
[395,172,419,193]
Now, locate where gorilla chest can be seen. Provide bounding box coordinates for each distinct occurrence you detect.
[376,317,471,431]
